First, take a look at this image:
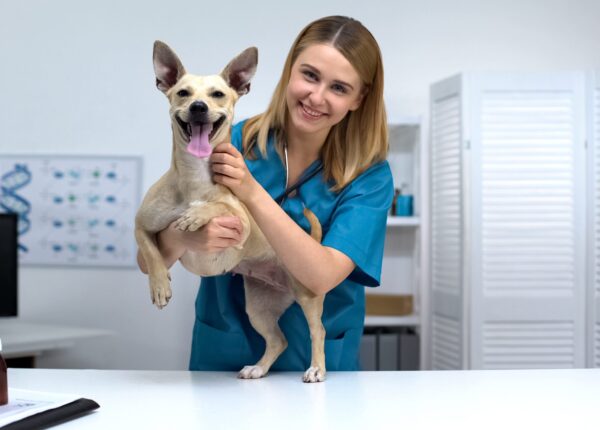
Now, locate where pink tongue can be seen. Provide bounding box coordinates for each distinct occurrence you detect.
[187,123,213,158]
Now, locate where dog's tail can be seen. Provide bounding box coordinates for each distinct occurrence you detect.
[303,208,322,243]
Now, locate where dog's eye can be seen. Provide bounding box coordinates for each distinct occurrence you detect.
[211,91,225,98]
[177,89,190,97]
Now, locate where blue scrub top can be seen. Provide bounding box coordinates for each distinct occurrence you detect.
[189,121,393,371]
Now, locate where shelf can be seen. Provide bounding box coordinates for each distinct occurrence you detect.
[386,216,420,227]
[389,116,421,126]
[364,315,420,327]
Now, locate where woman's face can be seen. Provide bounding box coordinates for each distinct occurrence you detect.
[285,43,364,142]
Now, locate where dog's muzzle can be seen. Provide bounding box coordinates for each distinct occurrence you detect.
[175,101,227,158]
[175,101,226,142]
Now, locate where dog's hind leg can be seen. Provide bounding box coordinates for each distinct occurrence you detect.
[239,276,294,379]
[294,287,327,383]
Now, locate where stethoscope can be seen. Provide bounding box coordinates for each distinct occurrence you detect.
[274,143,323,206]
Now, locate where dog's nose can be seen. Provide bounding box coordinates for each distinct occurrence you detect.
[189,101,208,114]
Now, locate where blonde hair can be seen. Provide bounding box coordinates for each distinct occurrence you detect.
[243,15,388,191]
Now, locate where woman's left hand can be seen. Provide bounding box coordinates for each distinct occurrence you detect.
[210,143,259,202]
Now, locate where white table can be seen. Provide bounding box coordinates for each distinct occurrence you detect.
[6,368,600,429]
[0,320,110,364]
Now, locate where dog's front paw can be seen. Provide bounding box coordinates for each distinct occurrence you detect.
[303,366,326,383]
[174,207,206,232]
[150,274,172,309]
[238,365,267,379]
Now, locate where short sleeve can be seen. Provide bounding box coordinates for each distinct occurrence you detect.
[322,161,394,286]
[230,120,246,152]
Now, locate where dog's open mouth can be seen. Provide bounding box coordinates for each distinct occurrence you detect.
[176,115,226,158]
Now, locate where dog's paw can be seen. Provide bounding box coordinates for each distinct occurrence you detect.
[238,365,267,379]
[150,276,172,309]
[303,366,326,383]
[174,207,206,232]
[174,215,195,232]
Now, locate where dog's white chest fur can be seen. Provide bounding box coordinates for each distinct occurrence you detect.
[176,153,214,199]
[136,155,216,233]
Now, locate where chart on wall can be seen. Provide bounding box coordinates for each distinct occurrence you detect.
[0,155,142,267]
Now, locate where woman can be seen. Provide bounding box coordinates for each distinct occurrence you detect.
[155,15,393,372]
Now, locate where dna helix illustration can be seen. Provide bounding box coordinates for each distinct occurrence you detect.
[0,164,32,252]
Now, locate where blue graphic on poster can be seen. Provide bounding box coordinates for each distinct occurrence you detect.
[0,164,32,252]
[0,155,142,267]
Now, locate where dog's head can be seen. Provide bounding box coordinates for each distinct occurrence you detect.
[153,41,258,158]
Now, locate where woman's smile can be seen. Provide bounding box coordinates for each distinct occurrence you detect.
[299,102,326,119]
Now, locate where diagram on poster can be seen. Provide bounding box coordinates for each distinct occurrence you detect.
[0,155,142,267]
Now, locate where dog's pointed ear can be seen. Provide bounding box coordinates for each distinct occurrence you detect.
[220,47,258,96]
[153,41,187,93]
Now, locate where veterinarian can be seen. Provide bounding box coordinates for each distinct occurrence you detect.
[155,15,393,371]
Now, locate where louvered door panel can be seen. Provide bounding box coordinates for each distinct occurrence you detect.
[592,72,600,367]
[469,74,586,369]
[482,321,576,369]
[430,76,464,369]
[432,314,461,369]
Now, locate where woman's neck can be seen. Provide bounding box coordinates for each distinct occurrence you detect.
[285,126,328,165]
[284,128,327,185]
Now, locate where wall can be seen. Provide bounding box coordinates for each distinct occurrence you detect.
[1,0,600,369]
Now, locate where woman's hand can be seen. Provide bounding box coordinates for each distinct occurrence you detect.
[136,216,243,273]
[177,216,243,253]
[210,143,260,203]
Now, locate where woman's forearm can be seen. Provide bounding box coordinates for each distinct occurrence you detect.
[146,216,243,271]
[209,142,354,294]
[156,224,187,268]
[244,186,354,295]
[136,226,183,274]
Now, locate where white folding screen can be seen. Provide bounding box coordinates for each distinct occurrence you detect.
[589,71,600,368]
[469,73,587,369]
[430,75,465,369]
[430,72,588,369]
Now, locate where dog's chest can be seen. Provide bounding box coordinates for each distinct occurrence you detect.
[177,158,213,198]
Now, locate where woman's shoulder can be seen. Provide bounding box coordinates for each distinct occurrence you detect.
[361,159,392,178]
[343,160,393,194]
[230,119,249,151]
[232,119,277,159]
[325,160,393,213]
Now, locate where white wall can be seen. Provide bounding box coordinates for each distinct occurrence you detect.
[1,0,600,370]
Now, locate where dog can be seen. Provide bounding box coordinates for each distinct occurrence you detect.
[135,41,327,382]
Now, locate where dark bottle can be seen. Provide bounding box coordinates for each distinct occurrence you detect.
[0,338,8,405]
[390,188,400,215]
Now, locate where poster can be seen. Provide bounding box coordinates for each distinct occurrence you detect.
[0,155,142,267]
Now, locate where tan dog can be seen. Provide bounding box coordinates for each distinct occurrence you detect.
[135,41,327,382]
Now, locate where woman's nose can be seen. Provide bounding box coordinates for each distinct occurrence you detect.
[308,84,326,106]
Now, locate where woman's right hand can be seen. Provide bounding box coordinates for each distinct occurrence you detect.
[173,215,243,253]
[137,216,243,273]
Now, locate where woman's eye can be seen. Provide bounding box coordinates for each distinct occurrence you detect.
[332,84,347,94]
[177,89,190,97]
[211,91,225,98]
[303,70,318,81]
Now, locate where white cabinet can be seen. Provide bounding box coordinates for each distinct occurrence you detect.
[429,71,592,370]
[363,118,429,370]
